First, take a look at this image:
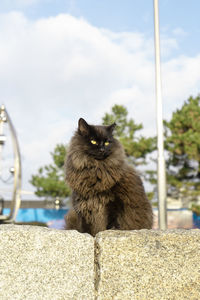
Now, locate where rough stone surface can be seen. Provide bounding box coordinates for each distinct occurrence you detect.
[1,225,200,300]
[0,225,94,300]
[95,229,200,300]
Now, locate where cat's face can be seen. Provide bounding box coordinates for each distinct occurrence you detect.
[78,118,116,160]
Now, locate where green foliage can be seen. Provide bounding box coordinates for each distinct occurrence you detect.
[30,144,70,199]
[52,144,67,168]
[146,191,155,202]
[164,95,200,204]
[102,105,156,165]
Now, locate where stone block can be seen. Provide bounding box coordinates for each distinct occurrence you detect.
[95,229,200,300]
[0,225,94,300]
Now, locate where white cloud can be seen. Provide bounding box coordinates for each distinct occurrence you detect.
[162,54,200,119]
[0,11,200,197]
[160,35,179,57]
[172,27,187,37]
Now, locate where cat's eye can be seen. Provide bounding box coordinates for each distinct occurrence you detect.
[104,141,109,146]
[91,140,97,145]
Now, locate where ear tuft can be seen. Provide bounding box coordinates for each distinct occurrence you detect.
[78,118,90,136]
[107,122,116,134]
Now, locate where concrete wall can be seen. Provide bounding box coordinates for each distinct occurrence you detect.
[0,225,200,300]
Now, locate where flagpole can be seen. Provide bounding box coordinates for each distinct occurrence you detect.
[153,0,167,229]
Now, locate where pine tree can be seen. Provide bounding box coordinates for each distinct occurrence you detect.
[164,95,200,206]
[102,104,156,166]
[30,144,70,201]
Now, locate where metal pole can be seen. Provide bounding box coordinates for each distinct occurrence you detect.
[153,0,167,229]
[0,118,4,177]
[0,105,6,177]
[0,105,22,222]
[6,106,22,222]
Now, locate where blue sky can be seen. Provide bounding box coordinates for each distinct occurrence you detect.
[0,0,200,199]
[1,0,200,57]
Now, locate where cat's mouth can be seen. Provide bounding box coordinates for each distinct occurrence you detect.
[92,152,109,160]
[86,148,111,160]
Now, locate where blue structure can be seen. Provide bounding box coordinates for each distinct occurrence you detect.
[3,208,68,228]
[193,212,200,228]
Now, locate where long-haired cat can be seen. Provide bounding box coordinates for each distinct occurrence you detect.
[64,118,153,236]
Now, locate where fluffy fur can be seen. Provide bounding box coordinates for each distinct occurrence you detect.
[64,118,153,236]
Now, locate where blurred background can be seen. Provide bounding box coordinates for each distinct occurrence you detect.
[0,0,200,229]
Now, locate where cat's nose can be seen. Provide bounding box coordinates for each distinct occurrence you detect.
[99,147,105,152]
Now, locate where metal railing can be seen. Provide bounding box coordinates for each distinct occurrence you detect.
[0,105,22,222]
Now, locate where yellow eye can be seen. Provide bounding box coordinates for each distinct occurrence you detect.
[104,141,109,146]
[91,140,97,145]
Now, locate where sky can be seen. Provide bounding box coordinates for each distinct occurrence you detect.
[0,0,200,200]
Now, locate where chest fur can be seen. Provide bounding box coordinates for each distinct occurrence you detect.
[67,164,122,196]
[75,191,114,223]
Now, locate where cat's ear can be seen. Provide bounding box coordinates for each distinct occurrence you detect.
[107,123,116,134]
[78,118,90,136]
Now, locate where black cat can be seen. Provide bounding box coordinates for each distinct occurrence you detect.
[64,118,153,236]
